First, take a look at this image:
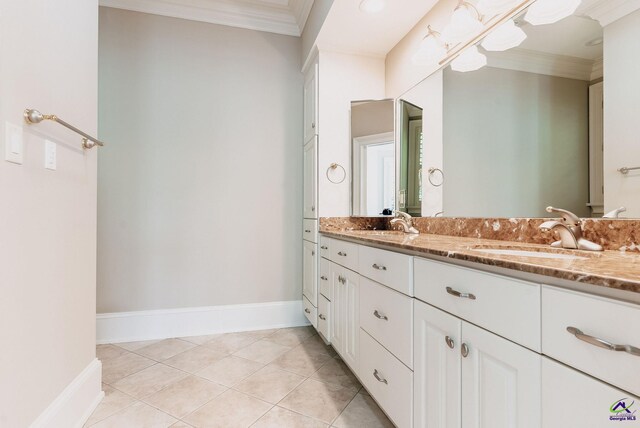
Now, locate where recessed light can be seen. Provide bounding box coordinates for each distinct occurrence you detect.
[359,0,385,14]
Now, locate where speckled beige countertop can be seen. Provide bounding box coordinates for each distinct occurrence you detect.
[320,230,640,295]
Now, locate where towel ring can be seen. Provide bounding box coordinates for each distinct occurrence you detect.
[428,167,444,187]
[326,163,347,184]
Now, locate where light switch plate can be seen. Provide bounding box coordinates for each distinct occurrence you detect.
[5,121,24,164]
[45,140,56,170]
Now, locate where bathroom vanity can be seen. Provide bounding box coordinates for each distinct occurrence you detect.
[304,228,640,428]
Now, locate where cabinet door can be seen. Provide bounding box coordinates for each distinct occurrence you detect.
[461,322,541,428]
[414,301,462,428]
[302,240,317,307]
[331,264,345,355]
[303,138,317,219]
[342,268,360,371]
[303,62,318,143]
[542,357,639,428]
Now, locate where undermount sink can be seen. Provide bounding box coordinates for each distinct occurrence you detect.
[471,247,590,260]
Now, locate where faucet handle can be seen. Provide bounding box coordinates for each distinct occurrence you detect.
[603,206,627,219]
[394,210,412,221]
[546,206,581,227]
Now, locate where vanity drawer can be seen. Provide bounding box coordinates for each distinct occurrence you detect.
[359,329,413,428]
[319,236,332,258]
[360,277,413,368]
[414,258,541,352]
[542,286,640,396]
[331,239,358,271]
[358,245,413,296]
[303,296,317,328]
[319,258,332,301]
[318,295,331,342]
[303,219,318,243]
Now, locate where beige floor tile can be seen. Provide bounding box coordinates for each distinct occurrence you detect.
[196,355,263,387]
[179,334,220,345]
[266,327,316,347]
[96,344,129,361]
[203,332,261,354]
[279,379,358,424]
[84,385,137,427]
[251,406,329,428]
[183,389,272,428]
[113,364,188,399]
[91,401,177,428]
[102,352,155,384]
[310,358,361,390]
[135,339,196,361]
[163,346,228,373]
[170,422,194,427]
[298,334,337,357]
[233,365,305,404]
[233,339,292,364]
[332,393,394,428]
[144,375,227,419]
[269,346,332,377]
[116,339,162,352]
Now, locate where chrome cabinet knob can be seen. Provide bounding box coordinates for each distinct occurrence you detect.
[461,343,470,358]
[445,336,455,349]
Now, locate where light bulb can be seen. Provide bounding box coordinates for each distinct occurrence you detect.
[524,0,582,26]
[450,46,487,72]
[412,34,448,65]
[477,0,521,17]
[359,0,385,14]
[481,19,527,51]
[442,4,484,45]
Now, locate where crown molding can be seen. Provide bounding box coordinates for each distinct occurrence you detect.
[579,0,640,26]
[99,0,314,36]
[487,48,597,81]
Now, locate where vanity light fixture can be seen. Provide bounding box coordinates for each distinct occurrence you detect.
[359,0,385,14]
[442,1,484,45]
[450,45,487,72]
[481,19,527,51]
[412,26,448,65]
[524,0,582,26]
[477,0,522,17]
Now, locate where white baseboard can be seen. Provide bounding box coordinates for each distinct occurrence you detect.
[97,300,310,344]
[30,359,104,428]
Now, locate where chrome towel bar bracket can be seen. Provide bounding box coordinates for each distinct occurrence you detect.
[24,109,105,149]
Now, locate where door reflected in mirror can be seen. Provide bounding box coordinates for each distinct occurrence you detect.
[351,99,395,216]
[398,100,423,217]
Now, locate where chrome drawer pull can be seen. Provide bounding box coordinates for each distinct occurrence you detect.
[312,251,315,256]
[445,336,455,349]
[305,308,311,314]
[567,327,640,357]
[305,229,311,233]
[446,286,476,300]
[461,343,469,358]
[338,251,347,257]
[373,310,389,321]
[321,245,328,250]
[319,314,326,320]
[373,369,388,384]
[372,263,387,271]
[320,276,328,281]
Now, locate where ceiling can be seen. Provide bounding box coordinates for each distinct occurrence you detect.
[316,0,441,57]
[98,0,315,36]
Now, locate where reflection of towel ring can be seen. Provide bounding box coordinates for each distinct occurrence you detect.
[327,163,346,184]
[428,167,444,187]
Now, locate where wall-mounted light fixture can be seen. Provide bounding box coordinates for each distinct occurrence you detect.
[477,0,523,17]
[412,26,448,65]
[450,45,487,72]
[481,19,527,51]
[442,1,484,45]
[524,0,582,25]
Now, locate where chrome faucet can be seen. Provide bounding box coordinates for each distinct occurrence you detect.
[539,206,603,251]
[391,211,419,234]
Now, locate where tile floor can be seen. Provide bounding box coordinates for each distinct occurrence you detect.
[88,326,395,427]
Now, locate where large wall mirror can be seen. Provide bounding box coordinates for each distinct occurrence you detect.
[398,1,640,219]
[351,99,395,216]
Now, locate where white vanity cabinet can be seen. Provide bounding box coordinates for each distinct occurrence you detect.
[302,240,318,322]
[414,300,541,428]
[331,263,360,370]
[303,137,318,220]
[303,58,318,144]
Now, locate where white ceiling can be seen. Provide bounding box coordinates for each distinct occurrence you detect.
[99,0,315,36]
[316,0,441,57]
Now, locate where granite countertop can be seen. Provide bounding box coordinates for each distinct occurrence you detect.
[320,229,640,295]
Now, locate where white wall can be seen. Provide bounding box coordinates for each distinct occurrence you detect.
[604,9,640,217]
[317,51,386,217]
[0,1,99,426]
[98,8,303,313]
[301,0,334,66]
